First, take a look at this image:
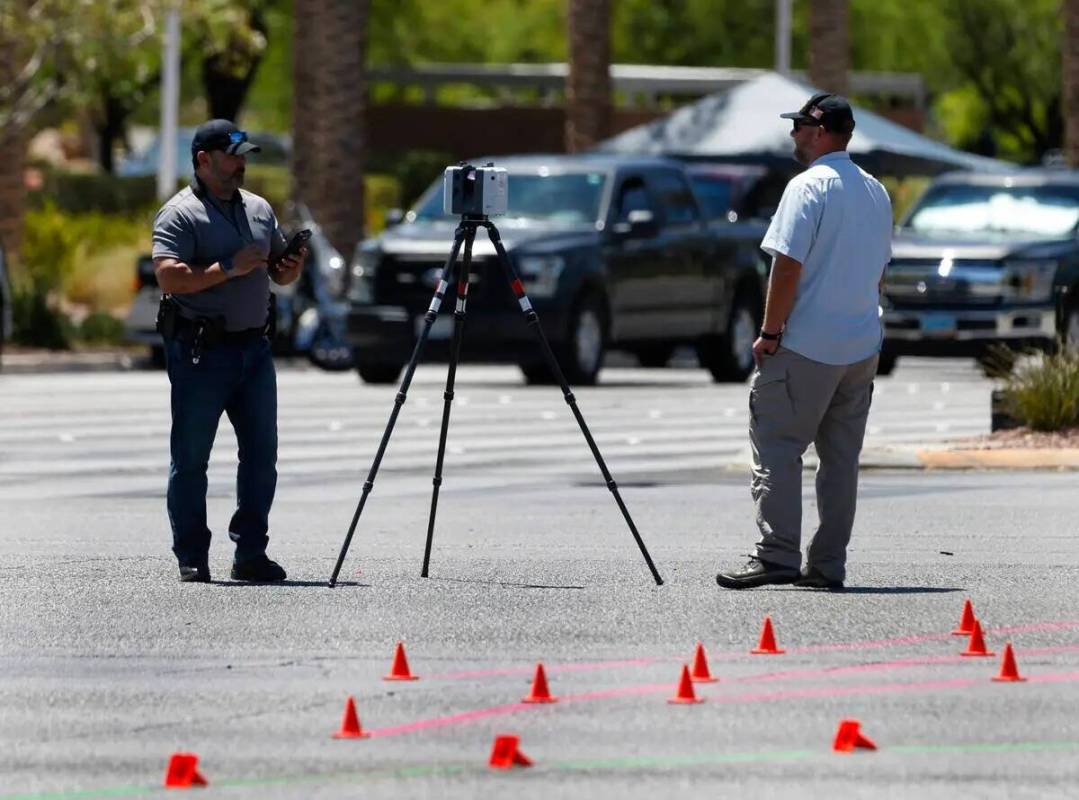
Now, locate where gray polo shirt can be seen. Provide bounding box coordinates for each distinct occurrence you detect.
[152,179,288,331]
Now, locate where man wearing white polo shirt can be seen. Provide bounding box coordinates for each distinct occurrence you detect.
[716,93,893,591]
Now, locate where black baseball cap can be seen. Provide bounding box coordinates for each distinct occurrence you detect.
[190,119,260,158]
[780,93,855,134]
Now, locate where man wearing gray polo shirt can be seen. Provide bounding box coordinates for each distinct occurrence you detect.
[716,93,892,591]
[152,119,306,583]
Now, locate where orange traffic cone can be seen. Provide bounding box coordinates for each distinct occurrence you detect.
[961,619,994,657]
[952,599,976,636]
[833,719,877,752]
[992,642,1027,682]
[751,615,785,654]
[668,664,704,704]
[384,642,419,681]
[163,752,208,788]
[332,695,370,739]
[522,663,557,703]
[489,734,533,769]
[690,642,718,683]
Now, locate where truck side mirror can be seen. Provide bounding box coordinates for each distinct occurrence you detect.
[612,209,657,238]
[384,208,405,227]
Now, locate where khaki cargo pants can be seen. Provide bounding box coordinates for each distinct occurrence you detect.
[748,346,878,582]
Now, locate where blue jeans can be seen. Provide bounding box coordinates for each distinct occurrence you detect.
[165,335,278,568]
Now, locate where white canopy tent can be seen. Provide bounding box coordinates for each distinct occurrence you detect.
[596,72,1014,176]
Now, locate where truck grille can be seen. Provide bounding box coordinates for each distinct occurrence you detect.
[374,255,514,311]
[884,258,1003,309]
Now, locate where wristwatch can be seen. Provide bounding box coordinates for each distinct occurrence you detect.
[759,329,781,341]
[220,255,235,276]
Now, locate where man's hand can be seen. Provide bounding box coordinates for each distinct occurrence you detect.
[270,246,306,286]
[752,336,780,368]
[231,244,268,277]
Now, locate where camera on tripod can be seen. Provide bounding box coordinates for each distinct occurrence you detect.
[443,163,508,216]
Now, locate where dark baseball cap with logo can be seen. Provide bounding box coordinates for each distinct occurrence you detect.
[780,93,855,135]
[190,119,261,159]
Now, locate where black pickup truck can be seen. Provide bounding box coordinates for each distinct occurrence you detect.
[345,154,770,385]
[882,170,1079,372]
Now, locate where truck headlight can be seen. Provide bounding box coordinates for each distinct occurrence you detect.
[324,254,346,297]
[1002,259,1057,302]
[349,248,378,303]
[518,255,565,298]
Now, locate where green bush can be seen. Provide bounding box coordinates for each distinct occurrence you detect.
[1000,345,1079,431]
[30,169,163,215]
[10,283,73,349]
[77,310,126,344]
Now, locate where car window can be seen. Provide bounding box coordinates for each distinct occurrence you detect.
[905,184,1079,239]
[650,170,700,227]
[614,178,653,221]
[689,175,735,221]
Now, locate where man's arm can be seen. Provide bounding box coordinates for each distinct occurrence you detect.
[154,257,230,294]
[155,244,267,294]
[751,253,802,366]
[762,253,802,334]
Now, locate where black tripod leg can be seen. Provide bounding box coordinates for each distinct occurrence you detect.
[421,226,476,577]
[481,220,664,586]
[328,224,470,587]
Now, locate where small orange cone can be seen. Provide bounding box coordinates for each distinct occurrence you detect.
[522,663,557,703]
[961,619,994,657]
[667,664,704,704]
[163,752,208,788]
[992,642,1027,682]
[489,734,533,769]
[833,719,877,752]
[690,642,718,683]
[384,642,419,681]
[332,695,370,739]
[751,615,785,654]
[952,599,976,636]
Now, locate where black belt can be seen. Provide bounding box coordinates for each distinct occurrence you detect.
[174,315,267,344]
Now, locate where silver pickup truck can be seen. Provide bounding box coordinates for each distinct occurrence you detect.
[880,170,1079,373]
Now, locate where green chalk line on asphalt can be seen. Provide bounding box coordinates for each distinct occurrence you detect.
[7,740,1079,799]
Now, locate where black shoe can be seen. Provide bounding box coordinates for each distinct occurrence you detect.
[230,556,287,583]
[793,569,844,590]
[716,556,800,589]
[179,565,211,583]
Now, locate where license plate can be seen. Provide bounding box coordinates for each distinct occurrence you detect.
[921,313,956,337]
[416,314,453,341]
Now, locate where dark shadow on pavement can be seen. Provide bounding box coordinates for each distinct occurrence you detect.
[429,576,585,590]
[781,586,963,594]
[210,580,367,587]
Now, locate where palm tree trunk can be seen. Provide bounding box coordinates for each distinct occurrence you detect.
[0,36,27,258]
[808,0,849,95]
[565,0,612,153]
[292,0,368,259]
[1064,0,1079,166]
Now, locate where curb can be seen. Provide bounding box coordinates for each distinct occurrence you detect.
[728,445,1079,473]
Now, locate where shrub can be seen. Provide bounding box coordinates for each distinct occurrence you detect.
[77,310,126,344]
[1000,345,1079,431]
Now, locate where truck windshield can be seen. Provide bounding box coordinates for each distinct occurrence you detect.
[905,184,1079,238]
[413,172,607,225]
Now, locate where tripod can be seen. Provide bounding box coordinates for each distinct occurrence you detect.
[328,213,663,587]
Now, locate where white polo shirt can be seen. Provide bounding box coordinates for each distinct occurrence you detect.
[760,151,893,365]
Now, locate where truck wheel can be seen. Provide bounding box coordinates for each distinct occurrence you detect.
[876,351,898,376]
[522,292,606,386]
[355,361,404,384]
[633,343,675,368]
[699,289,761,382]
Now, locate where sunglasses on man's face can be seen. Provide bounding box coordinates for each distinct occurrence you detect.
[792,119,821,132]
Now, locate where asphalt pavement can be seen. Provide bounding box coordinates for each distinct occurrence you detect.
[1,359,1077,799]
